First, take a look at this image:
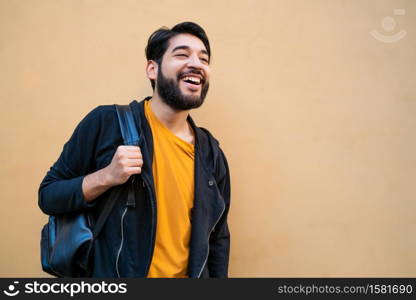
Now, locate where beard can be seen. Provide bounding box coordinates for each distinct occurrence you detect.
[156,67,209,111]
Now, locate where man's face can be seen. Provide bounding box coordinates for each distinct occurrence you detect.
[155,33,210,110]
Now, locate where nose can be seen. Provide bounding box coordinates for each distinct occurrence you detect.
[187,53,205,69]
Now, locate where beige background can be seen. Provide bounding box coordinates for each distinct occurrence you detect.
[1,0,415,277]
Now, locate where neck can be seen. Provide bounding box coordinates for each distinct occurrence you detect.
[149,92,191,136]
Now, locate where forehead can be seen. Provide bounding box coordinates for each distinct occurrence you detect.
[166,33,207,54]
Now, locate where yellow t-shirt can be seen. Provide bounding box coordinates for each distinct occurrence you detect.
[144,100,195,278]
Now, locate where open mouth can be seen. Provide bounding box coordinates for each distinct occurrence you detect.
[180,74,203,87]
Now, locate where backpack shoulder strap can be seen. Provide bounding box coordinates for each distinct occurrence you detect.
[92,104,141,238]
[115,104,140,146]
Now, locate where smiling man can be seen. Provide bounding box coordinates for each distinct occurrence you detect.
[39,22,231,278]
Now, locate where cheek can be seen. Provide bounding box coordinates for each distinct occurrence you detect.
[204,71,211,82]
[160,60,182,76]
[203,66,211,77]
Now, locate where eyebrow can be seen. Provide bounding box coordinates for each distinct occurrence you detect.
[171,45,209,56]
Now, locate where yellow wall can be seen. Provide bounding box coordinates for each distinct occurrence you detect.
[1,0,415,277]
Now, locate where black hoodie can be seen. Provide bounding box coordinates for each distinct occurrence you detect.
[38,98,231,278]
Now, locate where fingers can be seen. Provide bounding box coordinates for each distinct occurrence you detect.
[125,158,143,167]
[106,146,144,185]
[127,166,142,175]
[125,152,142,159]
[119,145,142,153]
[116,145,142,159]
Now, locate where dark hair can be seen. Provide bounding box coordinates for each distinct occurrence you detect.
[145,22,211,90]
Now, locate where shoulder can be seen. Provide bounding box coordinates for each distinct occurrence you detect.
[197,126,220,147]
[65,104,123,172]
[68,104,123,151]
[195,126,229,180]
[74,105,122,139]
[79,105,117,126]
[195,126,220,157]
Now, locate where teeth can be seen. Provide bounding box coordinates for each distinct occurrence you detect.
[183,76,201,84]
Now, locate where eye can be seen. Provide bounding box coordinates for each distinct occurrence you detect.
[175,54,188,57]
[200,57,209,64]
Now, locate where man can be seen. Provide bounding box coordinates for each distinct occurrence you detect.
[38,22,231,278]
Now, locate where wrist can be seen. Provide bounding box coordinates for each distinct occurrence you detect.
[99,167,114,188]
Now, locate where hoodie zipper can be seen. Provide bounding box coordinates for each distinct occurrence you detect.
[114,101,157,277]
[142,176,157,277]
[115,176,156,278]
[197,202,225,278]
[115,206,128,278]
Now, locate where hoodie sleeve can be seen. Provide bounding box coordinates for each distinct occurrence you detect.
[38,106,108,215]
[208,147,231,278]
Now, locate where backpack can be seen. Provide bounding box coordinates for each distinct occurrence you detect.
[40,104,140,277]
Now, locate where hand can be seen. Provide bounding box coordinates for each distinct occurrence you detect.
[103,145,143,186]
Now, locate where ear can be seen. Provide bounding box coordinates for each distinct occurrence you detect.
[146,60,158,81]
